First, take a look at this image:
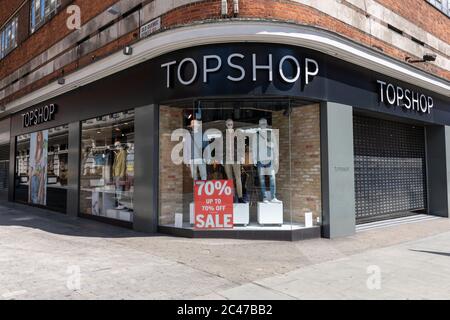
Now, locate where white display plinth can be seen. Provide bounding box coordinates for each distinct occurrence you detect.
[304,211,313,228]
[257,202,283,225]
[174,213,183,228]
[106,209,133,222]
[190,202,195,225]
[233,203,249,226]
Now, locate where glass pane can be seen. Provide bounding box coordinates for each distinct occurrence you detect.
[80,111,135,222]
[14,125,69,212]
[159,100,312,231]
[288,103,322,228]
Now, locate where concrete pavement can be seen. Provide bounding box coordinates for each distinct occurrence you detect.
[0,201,449,299]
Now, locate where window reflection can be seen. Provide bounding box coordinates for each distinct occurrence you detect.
[15,125,69,212]
[80,111,135,222]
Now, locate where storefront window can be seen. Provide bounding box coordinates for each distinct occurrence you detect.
[79,111,135,223]
[14,125,69,212]
[159,100,321,231]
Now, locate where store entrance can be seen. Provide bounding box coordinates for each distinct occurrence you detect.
[0,144,9,200]
[353,114,428,224]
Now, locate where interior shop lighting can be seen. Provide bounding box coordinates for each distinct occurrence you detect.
[123,45,133,56]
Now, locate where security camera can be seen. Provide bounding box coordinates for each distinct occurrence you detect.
[422,53,437,62]
[405,53,437,64]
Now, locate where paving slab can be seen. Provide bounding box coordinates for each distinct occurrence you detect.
[1,200,450,299]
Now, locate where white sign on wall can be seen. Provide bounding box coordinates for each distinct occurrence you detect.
[140,17,161,39]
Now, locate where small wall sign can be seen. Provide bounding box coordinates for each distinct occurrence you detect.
[140,17,161,39]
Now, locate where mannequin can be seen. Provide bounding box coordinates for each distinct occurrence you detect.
[113,140,127,209]
[188,119,207,180]
[254,118,281,203]
[224,119,244,203]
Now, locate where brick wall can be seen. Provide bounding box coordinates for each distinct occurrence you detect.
[273,103,321,225]
[159,105,184,225]
[0,0,119,80]
[0,0,23,26]
[375,0,449,43]
[1,0,448,108]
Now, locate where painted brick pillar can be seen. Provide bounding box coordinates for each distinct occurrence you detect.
[320,102,356,238]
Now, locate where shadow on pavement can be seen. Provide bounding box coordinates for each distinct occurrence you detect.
[409,249,450,257]
[0,200,161,239]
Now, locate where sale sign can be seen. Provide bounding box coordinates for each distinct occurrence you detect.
[194,180,234,229]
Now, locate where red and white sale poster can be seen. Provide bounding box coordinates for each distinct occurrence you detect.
[194,179,234,229]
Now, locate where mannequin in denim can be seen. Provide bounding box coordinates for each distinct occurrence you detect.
[189,119,207,180]
[254,118,281,203]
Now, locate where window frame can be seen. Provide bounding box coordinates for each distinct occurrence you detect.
[426,0,450,17]
[0,16,19,59]
[30,0,61,34]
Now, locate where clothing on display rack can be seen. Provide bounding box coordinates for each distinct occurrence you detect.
[82,149,96,175]
[113,142,127,209]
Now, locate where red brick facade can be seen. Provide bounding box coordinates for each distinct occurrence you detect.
[1,0,449,107]
[375,0,449,43]
[0,0,23,26]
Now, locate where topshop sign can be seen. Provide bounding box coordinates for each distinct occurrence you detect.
[161,53,320,88]
[22,104,57,128]
[377,80,433,114]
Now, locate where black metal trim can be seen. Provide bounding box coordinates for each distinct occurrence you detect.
[158,225,321,241]
[78,213,133,229]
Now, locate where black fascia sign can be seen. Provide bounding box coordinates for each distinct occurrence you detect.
[22,104,57,128]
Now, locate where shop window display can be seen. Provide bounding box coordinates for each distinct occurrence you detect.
[15,125,69,212]
[79,111,135,223]
[159,100,322,231]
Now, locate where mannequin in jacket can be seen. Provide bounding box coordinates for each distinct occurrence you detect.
[113,140,127,209]
[224,119,245,203]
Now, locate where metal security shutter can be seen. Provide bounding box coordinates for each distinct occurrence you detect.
[0,144,9,198]
[353,115,427,223]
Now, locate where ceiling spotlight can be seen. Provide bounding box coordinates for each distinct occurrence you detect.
[123,45,133,56]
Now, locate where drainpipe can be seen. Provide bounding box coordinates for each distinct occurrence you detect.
[221,0,228,16]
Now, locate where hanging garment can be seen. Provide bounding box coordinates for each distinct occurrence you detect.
[82,152,96,176]
[113,149,127,178]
